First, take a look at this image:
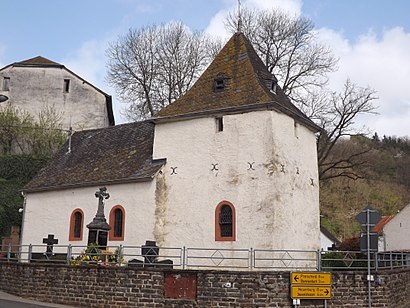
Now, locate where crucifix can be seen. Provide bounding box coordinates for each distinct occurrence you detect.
[87,187,111,248]
[43,234,58,257]
[94,186,110,220]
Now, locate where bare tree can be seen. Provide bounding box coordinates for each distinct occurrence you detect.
[225,8,337,105]
[106,22,218,120]
[226,9,378,182]
[316,80,378,181]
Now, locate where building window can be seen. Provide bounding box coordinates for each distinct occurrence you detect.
[271,80,277,94]
[69,209,84,241]
[63,79,70,93]
[109,205,125,241]
[2,77,10,91]
[216,117,224,132]
[215,201,236,241]
[214,75,227,92]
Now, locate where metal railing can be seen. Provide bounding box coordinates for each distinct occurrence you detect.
[0,244,409,271]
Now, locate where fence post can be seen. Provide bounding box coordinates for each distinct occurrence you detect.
[118,245,123,266]
[317,250,321,271]
[6,244,11,261]
[182,246,186,270]
[390,251,393,270]
[249,248,253,271]
[28,244,33,262]
[374,252,378,271]
[67,244,72,265]
[401,252,404,268]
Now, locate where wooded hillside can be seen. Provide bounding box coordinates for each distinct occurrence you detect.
[320,134,410,240]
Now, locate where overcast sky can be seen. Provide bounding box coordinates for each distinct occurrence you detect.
[2,0,410,138]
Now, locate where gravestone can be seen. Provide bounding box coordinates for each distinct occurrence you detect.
[128,240,173,268]
[43,234,58,257]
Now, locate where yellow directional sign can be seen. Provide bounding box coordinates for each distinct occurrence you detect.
[291,272,331,285]
[291,286,331,299]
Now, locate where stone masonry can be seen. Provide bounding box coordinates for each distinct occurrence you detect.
[0,262,409,307]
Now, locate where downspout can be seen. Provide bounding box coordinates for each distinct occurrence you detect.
[19,191,27,248]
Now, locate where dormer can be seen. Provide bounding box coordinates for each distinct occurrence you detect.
[213,73,228,92]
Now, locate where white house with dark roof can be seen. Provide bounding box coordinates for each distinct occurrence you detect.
[20,33,321,263]
[0,56,114,131]
[320,227,341,251]
[376,205,410,252]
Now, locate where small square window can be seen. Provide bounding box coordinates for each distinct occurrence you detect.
[63,79,70,93]
[2,77,10,91]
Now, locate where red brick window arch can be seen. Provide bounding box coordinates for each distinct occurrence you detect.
[215,201,236,241]
[109,205,125,241]
[69,209,84,241]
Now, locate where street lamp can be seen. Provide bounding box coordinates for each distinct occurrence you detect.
[0,94,8,103]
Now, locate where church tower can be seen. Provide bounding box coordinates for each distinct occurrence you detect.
[152,32,321,251]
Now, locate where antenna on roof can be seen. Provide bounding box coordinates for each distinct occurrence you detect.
[237,0,242,33]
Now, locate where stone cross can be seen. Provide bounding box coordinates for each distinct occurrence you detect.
[43,234,58,256]
[94,186,110,220]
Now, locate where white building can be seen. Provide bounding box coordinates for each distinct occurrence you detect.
[0,56,114,131]
[320,227,340,251]
[376,205,410,252]
[21,33,321,261]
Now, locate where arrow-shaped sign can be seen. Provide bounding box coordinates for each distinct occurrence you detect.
[293,275,299,282]
[324,289,329,295]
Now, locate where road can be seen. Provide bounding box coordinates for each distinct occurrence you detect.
[0,291,75,308]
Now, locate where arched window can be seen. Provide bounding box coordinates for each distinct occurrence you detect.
[109,205,125,241]
[215,201,236,241]
[69,209,84,241]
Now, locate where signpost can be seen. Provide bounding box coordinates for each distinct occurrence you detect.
[290,272,332,301]
[355,205,382,308]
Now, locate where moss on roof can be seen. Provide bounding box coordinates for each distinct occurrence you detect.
[156,32,316,130]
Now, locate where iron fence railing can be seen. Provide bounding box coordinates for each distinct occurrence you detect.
[0,243,409,271]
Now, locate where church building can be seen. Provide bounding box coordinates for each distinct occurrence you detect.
[21,32,321,256]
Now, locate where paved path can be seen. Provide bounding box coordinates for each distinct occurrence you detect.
[0,291,75,308]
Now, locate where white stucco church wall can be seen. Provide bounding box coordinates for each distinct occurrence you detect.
[20,181,157,248]
[152,109,320,251]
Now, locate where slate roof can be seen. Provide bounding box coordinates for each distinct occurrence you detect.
[24,121,165,192]
[155,32,319,132]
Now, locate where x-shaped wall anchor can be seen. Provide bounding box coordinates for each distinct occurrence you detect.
[170,167,178,175]
[211,163,219,171]
[280,164,286,173]
[247,162,255,170]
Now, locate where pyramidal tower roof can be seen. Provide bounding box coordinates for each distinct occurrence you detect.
[156,32,319,131]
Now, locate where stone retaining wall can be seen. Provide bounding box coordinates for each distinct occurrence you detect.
[0,262,409,307]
